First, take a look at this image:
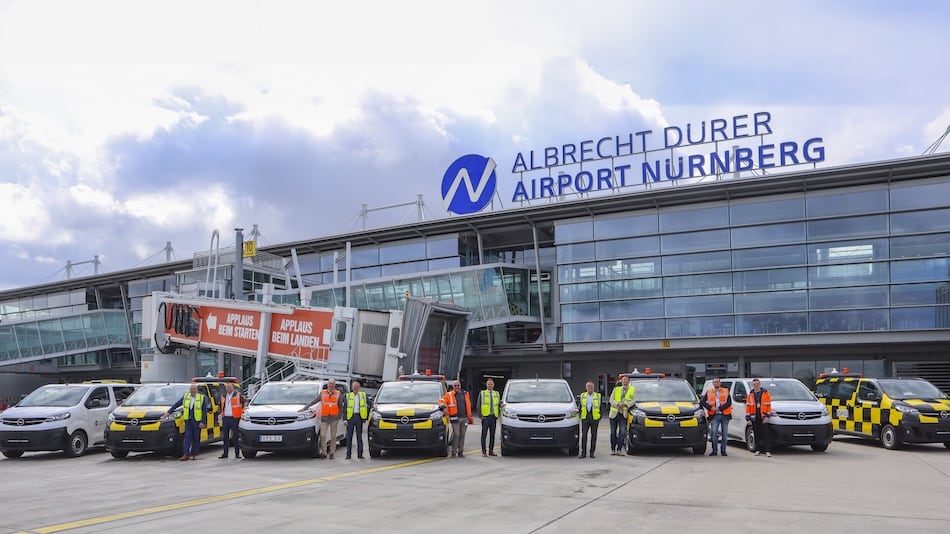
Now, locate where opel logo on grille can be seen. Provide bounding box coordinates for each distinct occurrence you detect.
[131,418,139,426]
[537,414,546,423]
[16,418,24,426]
[798,412,806,420]
[941,411,949,419]
[267,417,276,426]
[667,414,676,422]
[400,416,410,424]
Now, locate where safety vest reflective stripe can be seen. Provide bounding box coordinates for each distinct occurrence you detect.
[580,392,601,420]
[443,391,471,417]
[321,390,341,417]
[480,390,499,417]
[746,390,772,415]
[345,391,368,419]
[608,386,635,418]
[182,393,205,421]
[221,393,242,418]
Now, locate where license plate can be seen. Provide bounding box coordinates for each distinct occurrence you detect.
[259,435,282,442]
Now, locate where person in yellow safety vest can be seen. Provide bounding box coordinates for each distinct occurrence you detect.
[579,381,602,458]
[608,375,636,455]
[701,377,732,457]
[165,383,211,461]
[318,379,345,459]
[478,378,500,457]
[343,381,369,459]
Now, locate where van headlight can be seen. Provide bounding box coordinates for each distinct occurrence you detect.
[429,410,444,420]
[693,409,705,419]
[503,407,517,418]
[296,409,316,421]
[894,404,919,416]
[45,412,71,422]
[567,408,579,420]
[820,405,829,417]
[370,412,381,421]
[631,409,646,419]
[240,412,250,422]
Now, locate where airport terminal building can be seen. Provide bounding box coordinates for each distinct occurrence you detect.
[2,151,950,397]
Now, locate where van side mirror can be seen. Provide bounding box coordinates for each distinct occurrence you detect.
[734,393,746,403]
[865,392,877,401]
[439,405,446,411]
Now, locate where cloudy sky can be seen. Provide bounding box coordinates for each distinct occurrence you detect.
[1,0,948,290]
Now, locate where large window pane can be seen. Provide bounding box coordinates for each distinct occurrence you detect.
[732,222,805,247]
[381,261,428,277]
[561,303,599,322]
[594,213,658,239]
[597,258,660,280]
[662,251,731,275]
[426,236,458,258]
[890,208,950,235]
[807,188,888,217]
[661,229,729,254]
[602,319,664,340]
[733,245,806,269]
[809,263,889,287]
[350,247,380,268]
[667,316,734,337]
[809,286,888,309]
[560,283,598,303]
[735,291,807,313]
[736,313,808,335]
[807,215,887,241]
[810,309,887,332]
[890,258,950,283]
[379,241,426,264]
[891,181,950,210]
[810,239,887,264]
[562,322,600,342]
[559,263,597,283]
[555,220,593,244]
[600,299,664,320]
[891,307,946,330]
[730,197,804,225]
[598,278,663,299]
[556,243,595,263]
[660,205,728,232]
[665,294,733,316]
[891,233,950,259]
[663,273,732,296]
[891,283,945,306]
[734,268,807,291]
[595,235,660,259]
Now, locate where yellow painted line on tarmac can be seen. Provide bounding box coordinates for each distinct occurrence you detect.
[17,455,448,534]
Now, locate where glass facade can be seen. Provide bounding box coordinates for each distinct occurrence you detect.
[0,310,131,362]
[557,180,950,342]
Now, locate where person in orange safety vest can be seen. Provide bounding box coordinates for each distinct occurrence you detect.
[442,380,473,457]
[745,378,773,457]
[701,377,732,456]
[218,381,244,459]
[317,379,344,459]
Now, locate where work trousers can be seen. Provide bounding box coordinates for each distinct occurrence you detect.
[608,415,627,452]
[319,419,340,456]
[345,416,364,457]
[450,418,468,455]
[580,417,599,454]
[709,413,729,453]
[221,416,240,456]
[751,417,772,453]
[480,415,496,452]
[183,419,202,457]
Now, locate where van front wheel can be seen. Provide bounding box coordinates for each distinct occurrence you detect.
[811,443,829,452]
[745,426,756,452]
[880,425,901,450]
[64,431,88,458]
[2,450,24,458]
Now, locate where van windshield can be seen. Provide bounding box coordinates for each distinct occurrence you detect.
[252,383,321,405]
[17,385,89,407]
[760,380,817,401]
[505,382,573,403]
[376,382,444,404]
[878,379,948,400]
[632,381,697,402]
[122,385,190,406]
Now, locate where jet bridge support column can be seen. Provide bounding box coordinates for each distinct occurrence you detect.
[254,311,273,381]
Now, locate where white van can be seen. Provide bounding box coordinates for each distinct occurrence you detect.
[701,377,833,452]
[499,378,580,456]
[239,380,346,458]
[0,382,138,458]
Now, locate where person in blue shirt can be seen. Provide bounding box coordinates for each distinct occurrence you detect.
[165,383,212,461]
[578,381,602,458]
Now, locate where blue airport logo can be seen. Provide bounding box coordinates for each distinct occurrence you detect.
[441,154,497,215]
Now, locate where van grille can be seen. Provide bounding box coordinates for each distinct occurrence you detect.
[774,411,823,420]
[515,414,566,423]
[1,417,45,426]
[247,416,299,425]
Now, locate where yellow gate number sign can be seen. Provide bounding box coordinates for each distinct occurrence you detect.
[243,240,257,258]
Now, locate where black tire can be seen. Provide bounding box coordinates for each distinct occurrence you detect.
[437,435,449,457]
[811,443,829,452]
[500,443,511,457]
[944,441,950,449]
[745,426,756,452]
[63,430,88,458]
[310,434,322,458]
[110,450,129,459]
[567,446,579,457]
[242,448,258,459]
[880,424,901,450]
[368,446,381,458]
[692,442,707,455]
[2,450,24,459]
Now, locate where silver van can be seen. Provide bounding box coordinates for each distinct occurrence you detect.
[0,382,138,458]
[702,377,832,452]
[499,378,579,456]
